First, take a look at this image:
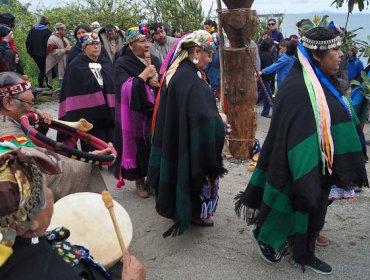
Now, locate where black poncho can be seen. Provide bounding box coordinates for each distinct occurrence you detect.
[57,53,115,151]
[235,63,368,251]
[148,59,227,236]
[113,47,161,180]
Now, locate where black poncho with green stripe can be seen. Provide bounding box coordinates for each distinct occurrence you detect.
[235,63,368,251]
[148,59,226,237]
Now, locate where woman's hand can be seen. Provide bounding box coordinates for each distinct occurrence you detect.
[139,65,157,82]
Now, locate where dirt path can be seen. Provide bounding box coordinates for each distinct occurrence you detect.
[38,100,370,279]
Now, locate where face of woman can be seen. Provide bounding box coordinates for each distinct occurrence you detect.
[77,28,88,41]
[317,47,344,76]
[196,48,213,70]
[84,42,102,61]
[130,38,150,58]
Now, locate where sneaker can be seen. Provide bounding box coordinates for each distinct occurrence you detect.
[289,256,332,275]
[250,228,283,263]
[306,256,333,275]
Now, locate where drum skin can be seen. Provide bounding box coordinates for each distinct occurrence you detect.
[48,192,133,268]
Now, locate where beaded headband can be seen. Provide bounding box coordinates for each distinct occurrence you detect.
[0,81,32,96]
[301,35,342,50]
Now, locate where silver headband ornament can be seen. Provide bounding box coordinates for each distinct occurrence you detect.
[301,35,342,50]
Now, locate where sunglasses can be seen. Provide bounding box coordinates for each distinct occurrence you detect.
[268,23,275,26]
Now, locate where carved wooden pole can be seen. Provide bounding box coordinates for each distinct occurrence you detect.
[216,0,225,113]
[220,3,258,160]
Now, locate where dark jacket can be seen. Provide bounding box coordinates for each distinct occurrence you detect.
[26,24,52,58]
[259,50,275,81]
[0,40,11,72]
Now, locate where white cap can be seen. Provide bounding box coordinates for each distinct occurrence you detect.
[91,21,101,29]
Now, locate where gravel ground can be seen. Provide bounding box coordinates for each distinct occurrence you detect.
[36,99,370,280]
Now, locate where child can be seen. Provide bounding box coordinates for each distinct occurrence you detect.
[259,39,297,89]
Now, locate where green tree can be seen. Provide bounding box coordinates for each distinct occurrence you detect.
[0,0,39,84]
[142,0,208,33]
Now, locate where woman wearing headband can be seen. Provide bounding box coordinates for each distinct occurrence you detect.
[148,30,226,236]
[235,27,368,275]
[113,24,161,199]
[58,32,115,152]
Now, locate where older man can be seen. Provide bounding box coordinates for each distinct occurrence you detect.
[149,23,178,64]
[45,23,71,89]
[0,71,109,201]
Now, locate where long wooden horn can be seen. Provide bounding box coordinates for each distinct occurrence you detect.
[53,119,93,132]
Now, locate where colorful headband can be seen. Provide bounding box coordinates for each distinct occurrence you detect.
[126,24,149,44]
[0,81,32,96]
[301,35,342,50]
[81,32,100,48]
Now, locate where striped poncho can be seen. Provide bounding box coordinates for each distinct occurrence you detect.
[235,62,368,251]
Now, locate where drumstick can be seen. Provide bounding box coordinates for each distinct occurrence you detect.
[102,191,127,255]
[144,51,151,66]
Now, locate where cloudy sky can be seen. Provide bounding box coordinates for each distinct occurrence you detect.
[23,0,369,14]
[202,0,368,14]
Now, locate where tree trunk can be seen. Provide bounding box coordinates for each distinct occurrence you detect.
[223,47,257,160]
[220,9,258,160]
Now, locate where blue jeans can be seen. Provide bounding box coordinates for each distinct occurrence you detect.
[257,81,273,116]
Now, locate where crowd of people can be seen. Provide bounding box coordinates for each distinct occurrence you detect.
[0,11,369,279]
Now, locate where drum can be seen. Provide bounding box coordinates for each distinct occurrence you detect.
[48,192,133,269]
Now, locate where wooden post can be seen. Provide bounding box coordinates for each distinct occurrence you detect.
[220,7,258,160]
[216,0,225,113]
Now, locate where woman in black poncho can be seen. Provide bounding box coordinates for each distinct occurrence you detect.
[235,26,368,275]
[57,32,115,152]
[148,30,227,236]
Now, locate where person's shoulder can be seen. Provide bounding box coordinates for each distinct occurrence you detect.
[167,36,178,45]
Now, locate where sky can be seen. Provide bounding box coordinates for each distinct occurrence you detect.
[202,0,369,14]
[21,0,370,14]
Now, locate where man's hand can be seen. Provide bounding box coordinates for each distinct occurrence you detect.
[122,252,146,280]
[89,142,113,156]
[31,108,53,125]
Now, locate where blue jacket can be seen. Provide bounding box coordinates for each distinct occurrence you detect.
[348,56,364,82]
[205,48,220,89]
[262,53,296,88]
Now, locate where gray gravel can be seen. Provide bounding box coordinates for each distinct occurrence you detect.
[37,99,370,280]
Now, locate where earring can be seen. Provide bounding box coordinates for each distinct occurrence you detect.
[192,57,199,64]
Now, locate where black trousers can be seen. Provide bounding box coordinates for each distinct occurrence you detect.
[32,55,46,88]
[291,186,331,264]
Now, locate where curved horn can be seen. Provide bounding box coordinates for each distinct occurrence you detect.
[54,119,93,132]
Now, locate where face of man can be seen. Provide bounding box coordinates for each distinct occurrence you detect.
[152,28,167,46]
[106,28,117,40]
[267,21,277,31]
[2,90,34,121]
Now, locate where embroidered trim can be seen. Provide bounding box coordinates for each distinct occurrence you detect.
[0,82,32,96]
[301,36,342,50]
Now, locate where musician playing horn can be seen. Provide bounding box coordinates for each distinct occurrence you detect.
[0,145,145,280]
[113,24,161,198]
[0,72,111,201]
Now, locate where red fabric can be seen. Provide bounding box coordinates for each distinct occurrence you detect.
[46,44,57,56]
